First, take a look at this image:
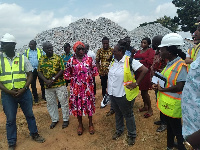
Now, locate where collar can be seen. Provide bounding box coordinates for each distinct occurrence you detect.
[114,55,126,63]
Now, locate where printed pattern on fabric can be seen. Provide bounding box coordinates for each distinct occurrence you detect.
[182,57,200,137]
[61,52,73,66]
[96,47,113,76]
[38,54,65,88]
[64,55,98,116]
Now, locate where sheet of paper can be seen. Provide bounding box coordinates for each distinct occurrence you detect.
[151,73,166,88]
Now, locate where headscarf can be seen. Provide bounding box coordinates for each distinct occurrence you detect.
[73,41,85,52]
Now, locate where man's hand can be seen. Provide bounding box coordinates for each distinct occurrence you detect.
[15,88,26,97]
[7,89,18,97]
[46,79,54,88]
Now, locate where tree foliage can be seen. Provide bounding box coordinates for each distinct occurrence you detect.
[139,16,179,32]
[172,0,200,33]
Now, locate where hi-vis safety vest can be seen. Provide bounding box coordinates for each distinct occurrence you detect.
[0,54,26,90]
[110,56,139,101]
[193,43,200,62]
[187,47,195,69]
[25,48,43,60]
[157,59,188,118]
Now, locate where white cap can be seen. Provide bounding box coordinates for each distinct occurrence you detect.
[158,33,184,48]
[0,33,16,43]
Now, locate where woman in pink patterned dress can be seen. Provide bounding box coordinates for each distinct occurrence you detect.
[64,41,98,135]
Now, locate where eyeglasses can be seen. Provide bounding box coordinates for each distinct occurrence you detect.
[77,48,85,51]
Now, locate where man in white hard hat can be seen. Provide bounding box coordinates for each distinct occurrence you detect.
[0,33,45,150]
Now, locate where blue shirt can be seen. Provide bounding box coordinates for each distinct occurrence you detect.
[26,49,45,69]
[61,52,73,66]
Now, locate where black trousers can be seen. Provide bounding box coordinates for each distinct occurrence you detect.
[100,75,108,97]
[31,69,45,102]
[164,113,186,150]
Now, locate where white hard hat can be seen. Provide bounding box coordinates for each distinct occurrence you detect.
[0,33,16,43]
[158,33,184,48]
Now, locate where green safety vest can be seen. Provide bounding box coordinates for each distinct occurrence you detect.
[157,59,187,118]
[25,48,43,60]
[110,56,139,101]
[0,54,26,90]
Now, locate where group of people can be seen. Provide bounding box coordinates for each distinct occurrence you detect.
[0,25,200,149]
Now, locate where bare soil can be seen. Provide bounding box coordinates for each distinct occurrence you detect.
[0,76,167,150]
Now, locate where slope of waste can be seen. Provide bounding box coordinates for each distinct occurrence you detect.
[18,17,192,55]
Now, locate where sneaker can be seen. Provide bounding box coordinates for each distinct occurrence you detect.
[62,121,69,129]
[106,109,115,117]
[100,94,110,108]
[156,125,167,132]
[112,132,122,140]
[154,120,162,125]
[8,145,16,150]
[127,136,135,145]
[32,133,45,143]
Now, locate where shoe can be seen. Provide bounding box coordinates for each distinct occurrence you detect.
[154,120,162,125]
[89,125,95,135]
[166,147,173,150]
[50,121,58,129]
[77,125,84,136]
[144,112,153,118]
[156,125,167,132]
[112,132,122,140]
[32,133,45,143]
[106,110,115,117]
[100,94,110,108]
[127,136,136,145]
[62,121,69,129]
[8,145,16,150]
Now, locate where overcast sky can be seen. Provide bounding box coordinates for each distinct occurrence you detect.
[0,0,179,48]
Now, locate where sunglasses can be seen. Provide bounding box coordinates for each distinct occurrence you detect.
[77,48,85,51]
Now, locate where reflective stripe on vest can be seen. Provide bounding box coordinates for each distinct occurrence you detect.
[110,56,139,101]
[0,54,26,90]
[157,58,188,118]
[25,48,43,60]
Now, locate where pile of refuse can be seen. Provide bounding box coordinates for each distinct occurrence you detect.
[18,17,192,55]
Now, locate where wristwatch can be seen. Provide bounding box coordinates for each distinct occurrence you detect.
[52,77,56,81]
[24,86,28,90]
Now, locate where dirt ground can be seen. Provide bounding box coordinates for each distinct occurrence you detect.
[0,76,167,150]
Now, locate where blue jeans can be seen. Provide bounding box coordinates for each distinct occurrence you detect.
[1,89,38,146]
[110,95,136,138]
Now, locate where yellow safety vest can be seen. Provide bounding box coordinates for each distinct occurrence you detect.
[193,43,200,61]
[157,59,188,118]
[0,54,26,90]
[110,56,139,101]
[25,48,43,60]
[187,47,195,69]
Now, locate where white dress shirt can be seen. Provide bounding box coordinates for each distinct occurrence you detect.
[108,55,143,97]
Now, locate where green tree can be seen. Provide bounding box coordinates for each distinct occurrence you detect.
[139,16,179,32]
[172,0,200,33]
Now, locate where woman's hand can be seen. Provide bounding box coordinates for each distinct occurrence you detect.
[126,82,137,90]
[152,84,158,90]
[157,83,164,92]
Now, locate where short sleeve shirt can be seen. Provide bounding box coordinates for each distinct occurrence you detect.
[38,54,65,88]
[108,55,143,97]
[96,47,113,76]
